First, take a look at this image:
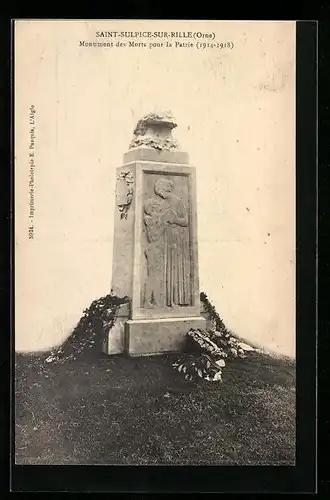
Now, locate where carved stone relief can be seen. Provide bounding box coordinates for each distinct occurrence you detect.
[143,176,192,308]
[129,111,179,151]
[116,170,134,219]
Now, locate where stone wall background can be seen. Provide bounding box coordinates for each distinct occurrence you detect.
[15,20,296,357]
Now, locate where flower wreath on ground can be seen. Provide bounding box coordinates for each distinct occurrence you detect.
[172,293,255,383]
[43,293,129,365]
[36,291,254,378]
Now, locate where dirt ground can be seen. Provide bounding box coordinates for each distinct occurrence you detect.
[15,351,296,466]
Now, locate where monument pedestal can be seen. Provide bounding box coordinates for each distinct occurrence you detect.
[124,317,206,356]
[107,113,206,357]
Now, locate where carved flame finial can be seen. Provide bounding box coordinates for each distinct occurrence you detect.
[129,111,179,151]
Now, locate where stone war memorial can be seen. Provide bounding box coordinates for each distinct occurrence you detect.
[104,111,206,356]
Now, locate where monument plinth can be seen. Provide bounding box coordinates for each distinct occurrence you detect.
[105,112,206,356]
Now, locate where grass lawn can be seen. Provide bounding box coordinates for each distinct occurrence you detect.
[15,351,296,466]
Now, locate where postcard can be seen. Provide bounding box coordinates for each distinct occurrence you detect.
[14,19,298,476]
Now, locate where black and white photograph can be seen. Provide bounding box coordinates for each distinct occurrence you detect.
[14,19,299,472]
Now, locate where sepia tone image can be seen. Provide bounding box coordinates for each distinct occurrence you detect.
[14,19,296,466]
